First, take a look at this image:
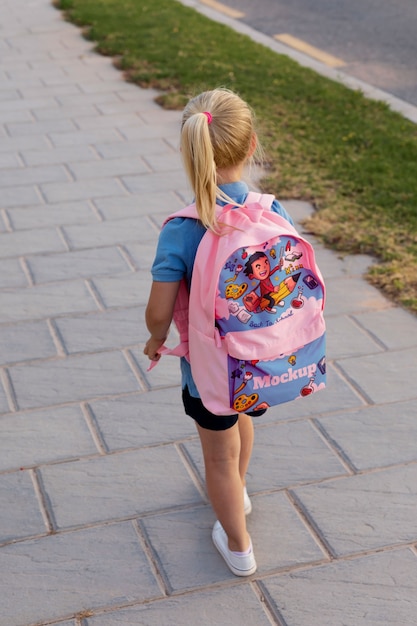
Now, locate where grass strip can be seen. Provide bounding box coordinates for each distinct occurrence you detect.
[58,0,417,312]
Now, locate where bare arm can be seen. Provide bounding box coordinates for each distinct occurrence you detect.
[144,280,181,362]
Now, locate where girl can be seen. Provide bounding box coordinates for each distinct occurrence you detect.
[144,88,293,577]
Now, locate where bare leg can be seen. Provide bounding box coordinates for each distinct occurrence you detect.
[196,422,250,552]
[237,413,254,487]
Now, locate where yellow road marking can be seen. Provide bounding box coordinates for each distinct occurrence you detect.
[200,0,245,19]
[274,33,345,68]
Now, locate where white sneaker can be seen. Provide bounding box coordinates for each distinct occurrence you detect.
[243,486,252,515]
[212,521,257,577]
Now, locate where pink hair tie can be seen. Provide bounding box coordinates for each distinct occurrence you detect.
[202,111,213,125]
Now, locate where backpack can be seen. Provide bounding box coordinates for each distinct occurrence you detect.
[149,192,326,416]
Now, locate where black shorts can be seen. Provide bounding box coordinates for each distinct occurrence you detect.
[182,385,266,431]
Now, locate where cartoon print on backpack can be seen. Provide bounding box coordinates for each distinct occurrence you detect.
[229,348,326,413]
[218,231,325,412]
[242,250,282,313]
[220,236,312,332]
[230,361,267,413]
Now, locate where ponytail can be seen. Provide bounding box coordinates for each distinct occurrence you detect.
[181,113,218,231]
[180,89,257,233]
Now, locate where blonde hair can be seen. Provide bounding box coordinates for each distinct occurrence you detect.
[180,88,257,232]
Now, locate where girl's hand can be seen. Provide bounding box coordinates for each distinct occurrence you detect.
[143,336,166,362]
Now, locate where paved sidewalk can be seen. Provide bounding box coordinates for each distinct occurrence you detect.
[1,1,417,625]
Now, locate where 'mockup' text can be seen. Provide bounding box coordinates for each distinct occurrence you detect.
[253,364,317,388]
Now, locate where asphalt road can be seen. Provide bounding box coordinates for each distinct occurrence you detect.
[212,0,417,107]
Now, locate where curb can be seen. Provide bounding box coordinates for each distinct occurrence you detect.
[179,0,417,124]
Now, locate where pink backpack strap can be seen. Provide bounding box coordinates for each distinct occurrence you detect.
[244,191,275,209]
[147,278,190,371]
[163,203,199,225]
[147,204,200,372]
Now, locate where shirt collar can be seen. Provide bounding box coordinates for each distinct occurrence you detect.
[218,181,249,205]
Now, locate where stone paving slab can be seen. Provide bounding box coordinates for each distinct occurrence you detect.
[0,280,98,324]
[72,113,143,131]
[0,152,21,168]
[121,170,190,197]
[316,399,417,470]
[88,388,196,451]
[261,549,417,626]
[6,118,76,137]
[336,346,417,404]
[1,184,42,208]
[0,225,66,258]
[94,137,175,160]
[20,144,98,166]
[322,275,391,315]
[49,126,124,146]
[31,105,98,122]
[41,177,126,204]
[0,258,28,289]
[0,405,98,472]
[0,382,10,415]
[246,491,327,573]
[67,155,149,180]
[0,471,46,543]
[0,133,50,152]
[352,306,417,349]
[27,246,130,284]
[124,241,166,270]
[55,306,144,354]
[93,191,183,220]
[291,464,417,556]
[0,319,57,366]
[92,271,153,308]
[86,585,274,626]
[0,523,162,626]
[9,350,141,410]
[325,314,384,359]
[7,199,99,229]
[62,215,158,249]
[0,163,68,188]
[39,446,204,529]
[0,98,58,116]
[0,109,32,126]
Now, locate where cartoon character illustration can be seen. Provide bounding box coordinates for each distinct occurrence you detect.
[228,301,252,323]
[303,274,319,290]
[300,377,315,397]
[317,355,326,375]
[291,286,304,309]
[233,393,259,412]
[230,366,245,381]
[225,282,248,300]
[288,355,297,366]
[225,263,243,283]
[234,371,253,394]
[285,251,303,262]
[284,239,303,263]
[253,401,270,411]
[242,251,300,313]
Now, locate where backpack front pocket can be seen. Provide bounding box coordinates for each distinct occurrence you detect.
[227,333,326,412]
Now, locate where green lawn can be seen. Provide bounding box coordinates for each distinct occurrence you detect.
[58,0,417,312]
